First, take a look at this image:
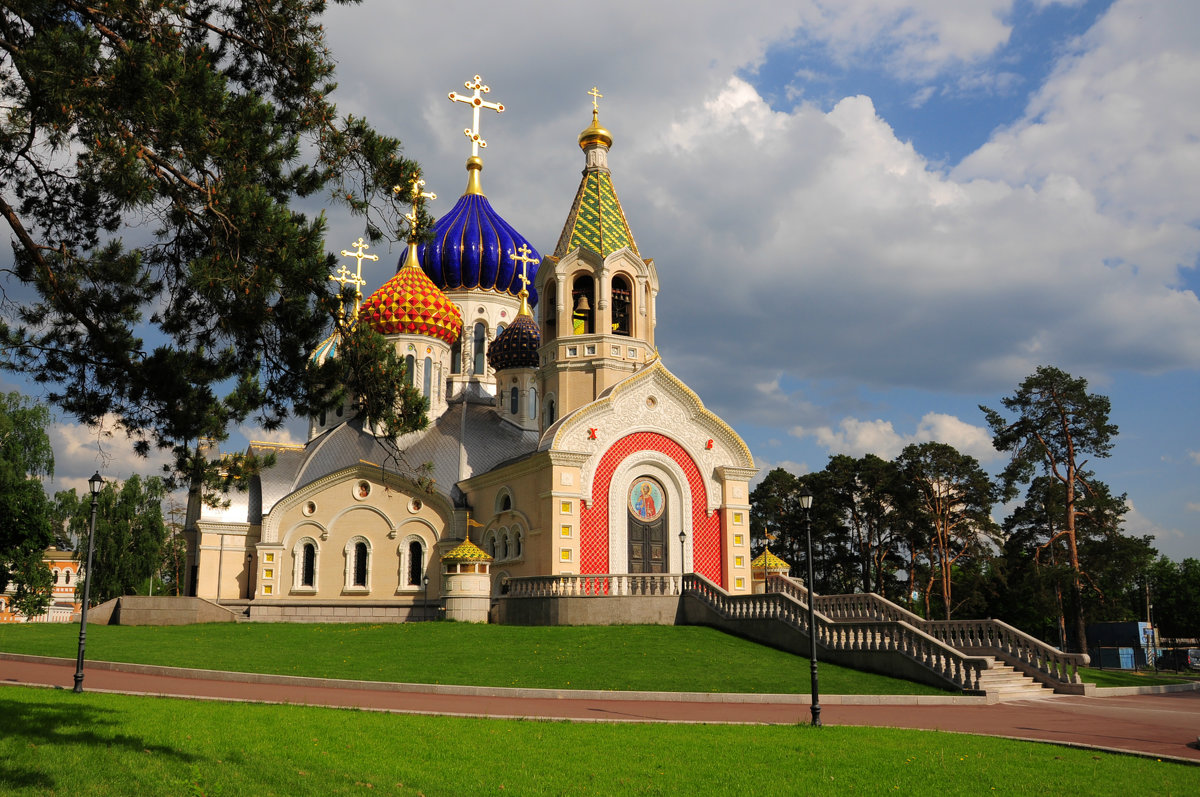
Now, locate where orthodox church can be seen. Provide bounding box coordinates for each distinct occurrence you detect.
[186,79,759,621]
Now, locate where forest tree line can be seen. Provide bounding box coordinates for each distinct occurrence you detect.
[750,367,1200,652]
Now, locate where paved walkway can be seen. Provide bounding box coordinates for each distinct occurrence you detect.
[4,655,1199,764]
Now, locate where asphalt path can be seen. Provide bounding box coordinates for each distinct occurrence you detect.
[3,655,1199,765]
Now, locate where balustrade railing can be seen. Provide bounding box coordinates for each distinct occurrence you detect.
[923,618,1086,684]
[502,572,1072,692]
[768,574,1084,686]
[505,573,683,598]
[683,574,986,692]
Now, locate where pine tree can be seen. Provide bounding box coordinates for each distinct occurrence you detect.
[0,2,423,490]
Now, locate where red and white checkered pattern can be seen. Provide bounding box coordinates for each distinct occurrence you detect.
[580,432,723,585]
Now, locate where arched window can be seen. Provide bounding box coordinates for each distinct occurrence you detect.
[497,527,508,561]
[612,274,632,336]
[423,356,433,398]
[354,542,368,586]
[510,386,519,415]
[546,398,556,425]
[303,544,316,586]
[543,281,557,340]
[64,570,71,585]
[52,569,59,584]
[404,354,415,387]
[499,493,512,512]
[450,337,461,375]
[571,276,594,334]
[473,322,487,374]
[529,388,537,420]
[407,539,425,586]
[344,537,371,591]
[497,322,506,335]
[293,539,318,591]
[484,530,497,558]
[515,528,524,559]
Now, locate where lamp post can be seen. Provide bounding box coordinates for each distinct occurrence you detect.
[73,471,104,693]
[799,487,820,727]
[678,529,687,577]
[423,574,430,621]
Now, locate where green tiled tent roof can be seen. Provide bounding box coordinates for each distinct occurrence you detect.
[554,169,639,259]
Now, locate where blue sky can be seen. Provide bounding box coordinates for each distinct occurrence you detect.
[6,1,1199,561]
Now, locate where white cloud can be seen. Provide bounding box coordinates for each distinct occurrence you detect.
[1186,502,1200,513]
[1188,451,1200,465]
[48,415,172,494]
[791,411,999,462]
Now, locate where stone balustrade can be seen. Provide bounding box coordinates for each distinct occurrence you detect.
[684,574,986,693]
[768,573,1084,687]
[923,618,1087,684]
[505,573,683,598]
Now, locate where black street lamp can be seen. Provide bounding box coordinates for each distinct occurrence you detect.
[423,574,430,621]
[799,487,820,727]
[73,471,104,693]
[678,529,687,578]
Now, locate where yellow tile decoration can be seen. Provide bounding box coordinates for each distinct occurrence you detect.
[263,569,273,579]
[561,525,572,537]
[735,556,744,568]
[734,534,744,546]
[560,500,572,514]
[735,578,745,589]
[263,585,273,595]
[264,553,274,563]
[560,548,572,562]
[733,512,744,524]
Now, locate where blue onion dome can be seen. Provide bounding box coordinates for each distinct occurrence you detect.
[403,158,540,306]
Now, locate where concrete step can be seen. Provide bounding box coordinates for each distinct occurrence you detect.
[977,662,1056,700]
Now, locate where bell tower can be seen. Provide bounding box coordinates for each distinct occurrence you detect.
[538,90,659,428]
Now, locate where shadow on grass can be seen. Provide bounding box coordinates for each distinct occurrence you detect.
[0,692,201,792]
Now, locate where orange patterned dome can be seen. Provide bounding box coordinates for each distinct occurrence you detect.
[359,260,463,345]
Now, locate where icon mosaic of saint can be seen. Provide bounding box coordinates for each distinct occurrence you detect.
[629,478,664,521]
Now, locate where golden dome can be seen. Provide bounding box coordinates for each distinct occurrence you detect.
[578,108,612,150]
[751,548,791,572]
[442,537,493,562]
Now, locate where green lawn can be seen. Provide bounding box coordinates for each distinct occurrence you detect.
[1080,667,1195,688]
[0,623,947,695]
[2,686,1196,796]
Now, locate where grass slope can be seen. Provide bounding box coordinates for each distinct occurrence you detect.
[2,686,1197,796]
[0,623,946,695]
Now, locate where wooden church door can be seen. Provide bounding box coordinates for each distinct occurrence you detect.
[628,477,667,573]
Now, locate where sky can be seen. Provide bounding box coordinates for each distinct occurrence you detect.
[7,0,1200,560]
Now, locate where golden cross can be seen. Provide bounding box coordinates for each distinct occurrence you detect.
[448,75,505,157]
[509,243,538,316]
[335,237,377,314]
[397,177,437,237]
[509,243,538,291]
[588,86,603,112]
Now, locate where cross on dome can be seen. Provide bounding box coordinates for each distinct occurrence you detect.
[588,86,603,112]
[509,243,538,316]
[398,176,437,240]
[332,237,376,315]
[448,75,505,158]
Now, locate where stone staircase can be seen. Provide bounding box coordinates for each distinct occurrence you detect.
[976,656,1057,700]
